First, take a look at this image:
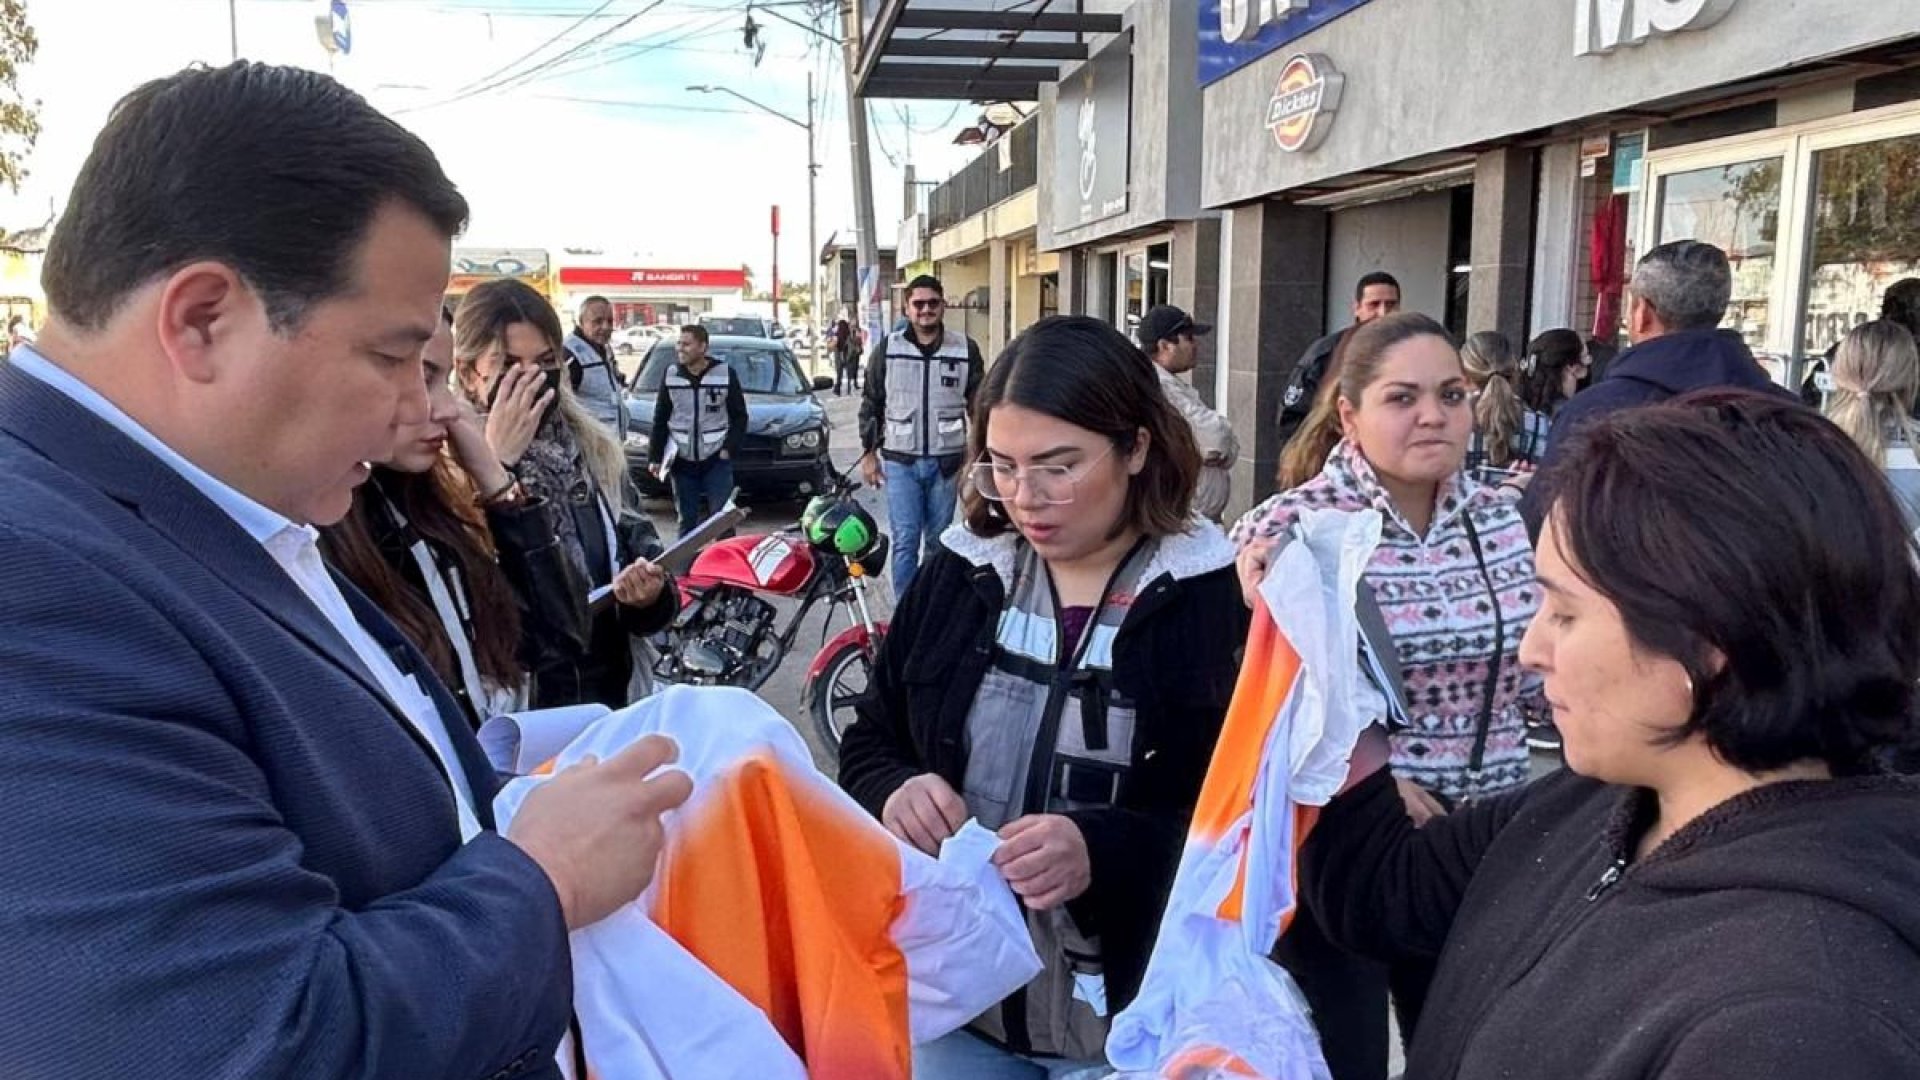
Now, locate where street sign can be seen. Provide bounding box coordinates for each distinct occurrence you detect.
[331,0,352,56]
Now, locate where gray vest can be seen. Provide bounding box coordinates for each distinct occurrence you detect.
[883,328,971,458]
[664,361,733,463]
[958,537,1157,1060]
[564,333,629,438]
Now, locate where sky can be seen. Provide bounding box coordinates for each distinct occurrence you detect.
[0,0,982,289]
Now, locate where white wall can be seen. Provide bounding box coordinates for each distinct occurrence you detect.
[1325,191,1453,331]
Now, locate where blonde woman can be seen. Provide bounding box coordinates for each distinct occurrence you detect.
[1460,331,1547,480]
[1825,319,1920,535]
[454,278,678,708]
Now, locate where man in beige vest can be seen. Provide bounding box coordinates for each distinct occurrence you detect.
[1140,305,1237,521]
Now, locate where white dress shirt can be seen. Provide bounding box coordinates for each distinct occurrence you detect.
[8,344,482,840]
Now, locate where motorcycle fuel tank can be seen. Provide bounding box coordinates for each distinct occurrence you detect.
[685,533,817,597]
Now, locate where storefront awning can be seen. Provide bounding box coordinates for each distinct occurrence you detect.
[855,2,1121,101]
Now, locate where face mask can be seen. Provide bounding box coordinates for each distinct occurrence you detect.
[485,364,566,422]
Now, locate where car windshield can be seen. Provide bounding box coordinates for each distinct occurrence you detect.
[700,317,771,338]
[636,344,808,395]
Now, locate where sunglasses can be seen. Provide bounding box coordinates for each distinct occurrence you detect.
[910,299,944,311]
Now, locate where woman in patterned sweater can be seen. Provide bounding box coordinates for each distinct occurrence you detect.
[1231,312,1546,1080]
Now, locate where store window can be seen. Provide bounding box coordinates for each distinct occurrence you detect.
[1147,242,1171,310]
[1801,131,1920,356]
[1122,251,1147,337]
[1657,157,1782,353]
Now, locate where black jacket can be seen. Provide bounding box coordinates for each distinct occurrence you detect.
[837,527,1248,1011]
[335,478,592,729]
[1278,326,1353,449]
[1520,329,1793,532]
[533,493,678,709]
[1305,767,1920,1080]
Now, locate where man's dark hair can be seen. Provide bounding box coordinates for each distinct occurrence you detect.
[43,62,469,333]
[1536,389,1920,776]
[1882,278,1920,338]
[1629,240,1732,331]
[906,274,944,298]
[1354,271,1400,303]
[680,324,709,345]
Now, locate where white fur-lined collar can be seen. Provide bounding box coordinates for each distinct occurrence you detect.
[939,518,1238,589]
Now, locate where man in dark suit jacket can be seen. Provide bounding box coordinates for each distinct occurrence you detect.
[0,63,689,1078]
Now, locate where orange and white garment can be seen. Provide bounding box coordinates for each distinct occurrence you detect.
[1107,507,1384,1080]
[491,685,1042,1080]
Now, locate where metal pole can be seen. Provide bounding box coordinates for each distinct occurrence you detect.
[771,205,780,328]
[806,71,820,376]
[229,0,239,60]
[840,4,880,338]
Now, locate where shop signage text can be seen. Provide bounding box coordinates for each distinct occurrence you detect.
[1053,34,1133,232]
[1266,54,1343,153]
[556,267,748,289]
[1197,0,1374,87]
[1575,0,1738,56]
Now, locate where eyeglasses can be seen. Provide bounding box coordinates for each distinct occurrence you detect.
[970,444,1114,506]
[910,299,944,311]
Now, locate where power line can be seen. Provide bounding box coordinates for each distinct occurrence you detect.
[510,13,738,88]
[445,0,619,97]
[396,0,673,113]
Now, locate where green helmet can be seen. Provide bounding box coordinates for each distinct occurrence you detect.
[801,495,879,558]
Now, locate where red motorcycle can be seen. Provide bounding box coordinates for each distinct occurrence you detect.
[653,474,889,748]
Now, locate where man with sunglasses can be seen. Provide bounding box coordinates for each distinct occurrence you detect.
[858,275,986,599]
[1140,304,1238,521]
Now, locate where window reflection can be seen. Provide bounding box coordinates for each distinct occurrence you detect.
[1802,133,1920,356]
[1658,158,1782,352]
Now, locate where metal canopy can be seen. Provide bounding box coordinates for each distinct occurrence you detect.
[857,1,1122,101]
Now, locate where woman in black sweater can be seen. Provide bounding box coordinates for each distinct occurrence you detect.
[839,316,1246,1079]
[1293,390,1920,1079]
[323,308,592,727]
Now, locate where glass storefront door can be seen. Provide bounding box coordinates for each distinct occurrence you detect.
[1801,130,1920,356]
[1121,250,1147,337]
[1657,157,1783,354]
[1641,104,1920,389]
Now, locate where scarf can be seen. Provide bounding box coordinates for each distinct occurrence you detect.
[514,408,594,579]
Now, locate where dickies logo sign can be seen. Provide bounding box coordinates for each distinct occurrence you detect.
[1265,53,1343,153]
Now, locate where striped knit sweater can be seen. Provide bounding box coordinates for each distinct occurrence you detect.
[1231,441,1544,801]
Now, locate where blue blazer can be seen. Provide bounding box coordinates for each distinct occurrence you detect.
[0,364,570,1078]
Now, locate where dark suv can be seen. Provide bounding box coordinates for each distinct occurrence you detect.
[624,336,834,502]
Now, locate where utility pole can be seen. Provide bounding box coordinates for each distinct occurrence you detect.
[840,2,881,341]
[685,76,821,371]
[806,71,820,373]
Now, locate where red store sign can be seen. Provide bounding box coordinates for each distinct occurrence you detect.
[557,267,748,289]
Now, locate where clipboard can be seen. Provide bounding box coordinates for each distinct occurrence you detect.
[655,499,752,575]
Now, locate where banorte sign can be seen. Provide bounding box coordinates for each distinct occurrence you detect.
[556,267,748,289]
[1265,54,1343,153]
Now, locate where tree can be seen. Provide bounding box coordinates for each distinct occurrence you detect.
[0,1,38,194]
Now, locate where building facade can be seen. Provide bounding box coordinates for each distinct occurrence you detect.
[1198,0,1920,511]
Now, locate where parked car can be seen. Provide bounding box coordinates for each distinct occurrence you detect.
[698,313,779,340]
[625,336,836,501]
[613,326,657,354]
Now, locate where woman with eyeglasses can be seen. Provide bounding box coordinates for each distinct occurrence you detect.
[453,279,678,709]
[1231,312,1547,1080]
[838,316,1245,1080]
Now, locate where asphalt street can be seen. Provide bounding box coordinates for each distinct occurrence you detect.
[631,370,888,775]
